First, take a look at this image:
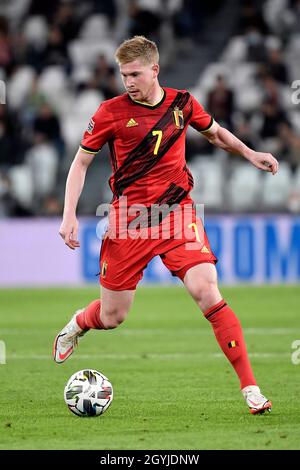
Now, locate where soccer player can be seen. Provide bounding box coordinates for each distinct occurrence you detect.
[53,36,278,414]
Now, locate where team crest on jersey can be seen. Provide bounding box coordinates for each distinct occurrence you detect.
[87,118,95,134]
[172,106,184,129]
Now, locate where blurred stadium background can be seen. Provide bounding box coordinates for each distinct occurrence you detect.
[0,0,300,286]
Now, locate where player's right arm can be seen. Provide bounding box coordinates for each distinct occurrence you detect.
[59,101,115,250]
[59,148,95,250]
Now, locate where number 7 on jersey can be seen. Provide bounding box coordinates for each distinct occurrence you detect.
[152,130,163,156]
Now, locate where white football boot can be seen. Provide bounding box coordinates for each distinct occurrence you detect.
[242,385,272,415]
[53,309,87,364]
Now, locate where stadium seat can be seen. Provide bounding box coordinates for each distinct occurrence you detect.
[38,66,70,114]
[196,62,231,93]
[286,33,300,60]
[79,14,111,40]
[228,163,262,210]
[288,164,300,212]
[220,36,247,64]
[261,161,291,208]
[22,15,48,47]
[189,155,224,209]
[230,63,257,91]
[70,65,93,85]
[288,110,300,135]
[25,143,59,197]
[263,0,288,33]
[61,89,103,151]
[8,165,33,208]
[73,89,104,118]
[3,0,31,27]
[7,66,35,109]
[68,39,116,69]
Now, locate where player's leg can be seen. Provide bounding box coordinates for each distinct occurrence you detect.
[53,230,150,364]
[77,286,135,330]
[183,262,272,414]
[53,287,135,363]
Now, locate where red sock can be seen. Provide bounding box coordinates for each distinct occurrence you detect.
[76,299,106,330]
[204,299,256,389]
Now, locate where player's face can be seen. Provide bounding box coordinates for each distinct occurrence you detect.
[120,59,159,103]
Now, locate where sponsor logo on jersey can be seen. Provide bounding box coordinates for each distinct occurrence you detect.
[126,118,138,127]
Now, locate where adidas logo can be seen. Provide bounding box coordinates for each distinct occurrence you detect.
[200,245,210,254]
[126,118,138,127]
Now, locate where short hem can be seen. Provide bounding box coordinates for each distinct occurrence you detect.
[100,279,138,291]
[172,259,217,282]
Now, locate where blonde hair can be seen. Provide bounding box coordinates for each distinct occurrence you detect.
[115,36,159,65]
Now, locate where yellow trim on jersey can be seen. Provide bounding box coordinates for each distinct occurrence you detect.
[79,145,98,155]
[200,118,215,134]
[130,88,164,107]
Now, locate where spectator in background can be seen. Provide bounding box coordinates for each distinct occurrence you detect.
[207,75,234,130]
[0,16,13,73]
[33,102,65,157]
[234,116,256,152]
[41,26,69,70]
[266,47,289,84]
[237,1,269,36]
[90,54,121,100]
[259,99,291,156]
[0,105,26,167]
[0,118,14,168]
[21,75,47,127]
[41,193,63,216]
[0,172,12,216]
[52,1,81,44]
[279,122,300,171]
[90,0,117,26]
[245,27,267,62]
[259,72,280,107]
[128,0,162,43]
[28,0,60,21]
[287,0,300,34]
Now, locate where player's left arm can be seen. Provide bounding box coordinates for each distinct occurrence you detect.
[202,121,279,175]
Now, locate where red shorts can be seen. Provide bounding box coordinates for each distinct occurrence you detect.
[99,207,217,291]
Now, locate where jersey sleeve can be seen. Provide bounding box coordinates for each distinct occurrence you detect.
[80,103,114,154]
[189,95,214,133]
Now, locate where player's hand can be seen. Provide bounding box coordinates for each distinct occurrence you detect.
[248,151,279,175]
[59,215,80,250]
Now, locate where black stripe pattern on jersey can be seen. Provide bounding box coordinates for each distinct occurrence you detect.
[108,140,118,172]
[128,183,189,229]
[112,92,193,197]
[183,164,194,189]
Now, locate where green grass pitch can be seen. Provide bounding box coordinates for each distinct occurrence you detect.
[0,285,299,450]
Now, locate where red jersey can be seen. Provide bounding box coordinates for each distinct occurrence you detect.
[80,87,213,209]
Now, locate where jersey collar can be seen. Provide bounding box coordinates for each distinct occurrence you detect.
[128,88,166,109]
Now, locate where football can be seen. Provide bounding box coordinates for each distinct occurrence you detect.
[64,369,113,417]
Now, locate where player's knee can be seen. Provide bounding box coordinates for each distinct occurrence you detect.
[190,278,217,304]
[101,307,128,329]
